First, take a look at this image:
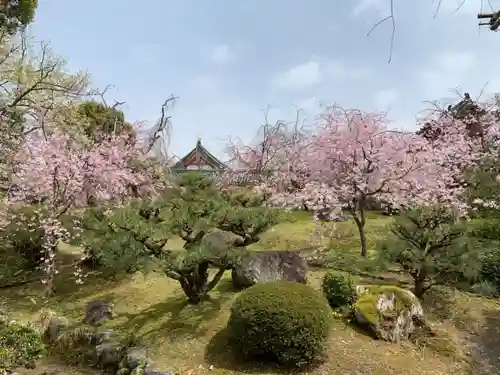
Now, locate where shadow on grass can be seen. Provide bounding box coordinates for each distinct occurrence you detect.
[205,328,310,375]
[422,287,481,332]
[114,279,237,343]
[422,287,457,320]
[466,307,500,375]
[0,256,125,318]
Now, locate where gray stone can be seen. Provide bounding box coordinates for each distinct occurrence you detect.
[353,285,424,343]
[202,230,245,248]
[45,316,69,343]
[144,371,174,375]
[85,328,113,345]
[232,250,308,288]
[95,342,124,368]
[124,346,149,370]
[84,300,115,326]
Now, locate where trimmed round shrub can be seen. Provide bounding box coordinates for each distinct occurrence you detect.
[0,317,46,373]
[321,271,356,308]
[227,281,333,367]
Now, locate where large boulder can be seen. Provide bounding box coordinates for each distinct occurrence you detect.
[232,250,308,288]
[201,230,245,249]
[353,285,424,343]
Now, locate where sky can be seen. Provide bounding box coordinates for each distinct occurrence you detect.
[31,0,500,160]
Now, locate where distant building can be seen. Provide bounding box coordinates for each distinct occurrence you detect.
[171,138,227,178]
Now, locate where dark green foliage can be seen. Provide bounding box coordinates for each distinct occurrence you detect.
[227,281,333,367]
[77,101,135,141]
[464,155,500,217]
[3,205,46,270]
[80,172,278,303]
[0,0,38,33]
[0,317,46,373]
[2,205,82,272]
[470,218,500,241]
[470,280,498,298]
[321,271,356,308]
[378,205,478,298]
[479,246,500,291]
[79,206,149,276]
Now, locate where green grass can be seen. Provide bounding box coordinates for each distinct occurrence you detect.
[2,213,500,375]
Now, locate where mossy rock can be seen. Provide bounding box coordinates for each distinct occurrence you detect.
[353,285,424,343]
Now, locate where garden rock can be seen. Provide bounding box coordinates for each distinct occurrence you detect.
[123,346,149,371]
[95,341,124,369]
[143,370,174,375]
[85,328,113,345]
[202,230,245,248]
[232,250,308,288]
[44,315,69,343]
[353,285,424,343]
[84,300,115,326]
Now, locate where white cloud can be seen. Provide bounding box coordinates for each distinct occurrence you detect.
[352,0,389,18]
[126,43,161,66]
[272,60,322,90]
[434,0,484,15]
[296,96,320,112]
[420,50,477,95]
[272,58,371,91]
[206,44,236,64]
[190,75,219,96]
[373,88,398,109]
[434,50,477,72]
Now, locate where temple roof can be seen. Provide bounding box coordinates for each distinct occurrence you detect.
[172,138,227,170]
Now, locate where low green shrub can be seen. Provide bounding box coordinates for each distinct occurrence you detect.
[4,205,46,270]
[480,246,500,290]
[0,317,46,373]
[470,280,498,298]
[321,271,357,308]
[470,218,500,241]
[227,281,333,367]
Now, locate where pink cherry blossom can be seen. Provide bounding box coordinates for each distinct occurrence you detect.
[231,104,499,256]
[10,129,163,292]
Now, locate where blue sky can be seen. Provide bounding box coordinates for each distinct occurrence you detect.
[32,0,500,160]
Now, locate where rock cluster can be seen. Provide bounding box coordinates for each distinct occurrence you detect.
[38,300,174,375]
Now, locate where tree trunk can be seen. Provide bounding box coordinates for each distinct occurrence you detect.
[178,263,227,304]
[413,278,426,299]
[352,211,367,257]
[351,196,368,257]
[413,271,428,299]
[357,222,368,258]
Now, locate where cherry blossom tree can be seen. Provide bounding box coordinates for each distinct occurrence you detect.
[9,128,163,292]
[242,104,490,257]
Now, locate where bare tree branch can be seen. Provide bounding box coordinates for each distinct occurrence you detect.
[145,95,178,154]
[369,0,497,63]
